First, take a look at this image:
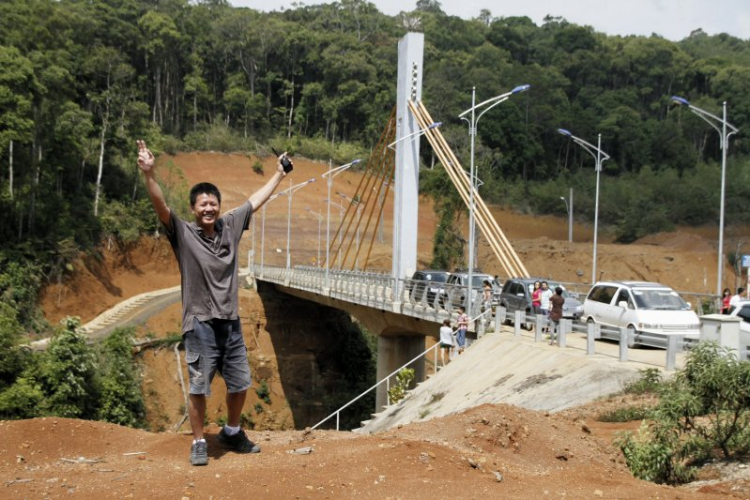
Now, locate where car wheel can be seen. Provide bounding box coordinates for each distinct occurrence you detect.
[626,325,638,349]
[501,304,512,325]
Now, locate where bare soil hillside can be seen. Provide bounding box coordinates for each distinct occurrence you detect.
[3,403,747,499]
[30,151,750,498]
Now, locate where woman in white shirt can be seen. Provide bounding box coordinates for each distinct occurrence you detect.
[439,319,454,367]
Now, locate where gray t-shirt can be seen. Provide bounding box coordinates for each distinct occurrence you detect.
[165,201,253,333]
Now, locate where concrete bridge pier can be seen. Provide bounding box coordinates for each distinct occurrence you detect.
[376,335,426,411]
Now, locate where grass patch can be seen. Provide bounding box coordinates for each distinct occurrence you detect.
[597,405,653,422]
[428,391,446,405]
[623,368,662,395]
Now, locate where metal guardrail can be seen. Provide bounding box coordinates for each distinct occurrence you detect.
[498,307,694,371]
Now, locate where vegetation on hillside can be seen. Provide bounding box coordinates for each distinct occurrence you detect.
[617,343,750,485]
[0,320,146,426]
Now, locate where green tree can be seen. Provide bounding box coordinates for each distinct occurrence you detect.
[96,327,146,427]
[36,317,100,418]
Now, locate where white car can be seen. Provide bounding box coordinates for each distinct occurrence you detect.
[582,281,701,348]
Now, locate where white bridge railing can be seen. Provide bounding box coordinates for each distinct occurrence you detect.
[251,264,489,330]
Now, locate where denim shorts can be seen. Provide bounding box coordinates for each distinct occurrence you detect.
[184,318,252,396]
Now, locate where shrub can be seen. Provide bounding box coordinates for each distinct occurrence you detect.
[252,160,264,175]
[160,135,184,155]
[0,377,45,419]
[254,402,264,414]
[623,368,663,395]
[617,421,697,484]
[255,379,271,404]
[96,327,146,427]
[36,317,100,419]
[617,342,750,484]
[240,412,255,430]
[387,368,415,404]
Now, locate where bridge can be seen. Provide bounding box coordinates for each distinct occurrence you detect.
[245,32,733,413]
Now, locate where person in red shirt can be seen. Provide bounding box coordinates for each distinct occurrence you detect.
[531,281,542,313]
[721,287,732,314]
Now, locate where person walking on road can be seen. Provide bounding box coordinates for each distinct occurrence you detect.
[137,140,290,466]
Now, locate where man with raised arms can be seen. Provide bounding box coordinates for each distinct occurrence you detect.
[137,140,290,466]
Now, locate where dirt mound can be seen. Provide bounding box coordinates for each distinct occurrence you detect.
[637,231,716,253]
[0,405,733,499]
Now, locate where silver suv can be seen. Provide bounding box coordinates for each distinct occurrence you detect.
[499,278,583,321]
[439,271,499,310]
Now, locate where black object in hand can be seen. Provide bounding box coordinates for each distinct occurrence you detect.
[272,147,293,173]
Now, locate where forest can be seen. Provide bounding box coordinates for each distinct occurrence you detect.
[0,0,749,339]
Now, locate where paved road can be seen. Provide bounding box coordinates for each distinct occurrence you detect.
[30,286,181,350]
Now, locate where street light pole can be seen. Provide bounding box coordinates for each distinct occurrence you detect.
[558,129,610,284]
[560,189,573,243]
[305,208,323,267]
[459,84,530,312]
[672,96,739,296]
[322,159,360,287]
[338,192,363,270]
[260,192,281,277]
[280,178,317,271]
[324,198,346,268]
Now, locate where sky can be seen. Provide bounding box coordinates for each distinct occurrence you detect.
[229,0,750,41]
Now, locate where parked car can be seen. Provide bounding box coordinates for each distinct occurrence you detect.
[582,281,700,348]
[439,271,499,310]
[498,277,583,323]
[408,270,450,306]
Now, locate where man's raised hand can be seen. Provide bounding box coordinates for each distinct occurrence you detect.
[137,140,155,173]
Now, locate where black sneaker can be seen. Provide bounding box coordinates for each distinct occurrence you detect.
[217,428,261,454]
[190,440,208,466]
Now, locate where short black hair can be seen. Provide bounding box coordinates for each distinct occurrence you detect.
[190,182,221,206]
[738,287,746,294]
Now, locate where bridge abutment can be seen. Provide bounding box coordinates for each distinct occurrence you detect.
[376,335,426,411]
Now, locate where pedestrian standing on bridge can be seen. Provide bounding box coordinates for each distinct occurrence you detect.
[136,140,290,466]
[456,306,468,353]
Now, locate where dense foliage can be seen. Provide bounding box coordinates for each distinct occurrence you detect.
[617,343,750,484]
[0,0,749,331]
[0,320,146,426]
